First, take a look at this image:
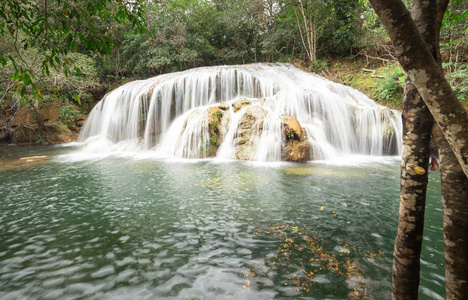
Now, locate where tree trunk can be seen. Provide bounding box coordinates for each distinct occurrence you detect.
[434,128,468,299]
[368,0,468,179]
[392,81,433,299]
[370,0,468,297]
[390,1,448,298]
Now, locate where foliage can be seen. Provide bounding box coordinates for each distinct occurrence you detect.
[444,62,468,103]
[58,101,81,125]
[373,66,404,105]
[440,0,468,63]
[0,0,147,100]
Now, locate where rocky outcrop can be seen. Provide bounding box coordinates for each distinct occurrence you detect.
[232,98,252,113]
[166,98,313,162]
[1,99,85,145]
[281,115,311,162]
[234,105,267,160]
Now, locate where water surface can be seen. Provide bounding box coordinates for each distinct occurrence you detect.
[0,145,444,299]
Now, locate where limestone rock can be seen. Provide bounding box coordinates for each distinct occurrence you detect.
[217,102,230,111]
[232,98,252,113]
[281,115,306,141]
[234,105,267,160]
[280,115,311,162]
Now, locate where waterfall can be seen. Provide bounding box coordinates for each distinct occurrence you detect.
[78,63,402,161]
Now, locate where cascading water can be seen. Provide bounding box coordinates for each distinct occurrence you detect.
[78,63,402,161]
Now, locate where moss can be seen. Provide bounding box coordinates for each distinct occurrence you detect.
[207,107,224,156]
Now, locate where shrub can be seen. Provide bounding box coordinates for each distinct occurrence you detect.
[444,62,468,103]
[373,66,405,105]
[58,102,81,126]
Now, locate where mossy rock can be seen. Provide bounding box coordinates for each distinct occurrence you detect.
[234,105,267,160]
[207,107,224,157]
[232,98,252,113]
[217,102,230,111]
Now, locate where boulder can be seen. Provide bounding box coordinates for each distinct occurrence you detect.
[217,102,230,111]
[281,115,306,141]
[282,139,311,162]
[234,105,267,160]
[232,98,252,113]
[280,115,311,162]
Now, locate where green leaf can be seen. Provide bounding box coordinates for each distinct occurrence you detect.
[75,67,83,76]
[20,86,26,97]
[73,93,81,105]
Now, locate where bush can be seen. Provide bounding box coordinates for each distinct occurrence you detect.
[444,62,468,103]
[58,102,81,126]
[373,66,405,105]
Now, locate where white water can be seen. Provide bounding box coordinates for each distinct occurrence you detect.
[78,63,402,162]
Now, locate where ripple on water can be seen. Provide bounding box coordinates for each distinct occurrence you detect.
[0,154,445,299]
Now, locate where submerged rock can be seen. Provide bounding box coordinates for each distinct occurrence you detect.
[281,115,311,162]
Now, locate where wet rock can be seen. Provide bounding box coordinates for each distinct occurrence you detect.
[282,139,311,162]
[281,115,306,141]
[76,118,87,128]
[217,102,230,111]
[5,100,83,144]
[232,98,252,113]
[281,115,311,162]
[234,105,267,160]
[207,107,224,157]
[0,126,14,144]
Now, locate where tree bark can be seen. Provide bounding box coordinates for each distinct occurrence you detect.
[368,0,468,179]
[391,1,440,297]
[434,128,468,299]
[389,1,448,298]
[393,81,433,299]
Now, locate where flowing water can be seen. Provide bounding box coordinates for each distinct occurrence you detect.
[0,145,445,299]
[78,64,402,161]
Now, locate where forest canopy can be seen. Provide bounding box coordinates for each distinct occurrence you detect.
[0,0,466,113]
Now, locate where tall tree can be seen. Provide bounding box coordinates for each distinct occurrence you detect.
[368,0,468,298]
[368,0,468,178]
[434,126,468,299]
[391,1,445,298]
[292,0,328,62]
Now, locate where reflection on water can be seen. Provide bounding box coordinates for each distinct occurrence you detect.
[0,145,444,299]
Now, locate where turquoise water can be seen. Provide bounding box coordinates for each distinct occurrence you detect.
[0,145,444,299]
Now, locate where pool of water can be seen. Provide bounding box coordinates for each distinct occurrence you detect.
[0,145,445,299]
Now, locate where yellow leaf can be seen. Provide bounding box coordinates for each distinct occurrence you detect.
[408,164,425,175]
[413,166,425,175]
[320,206,326,210]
